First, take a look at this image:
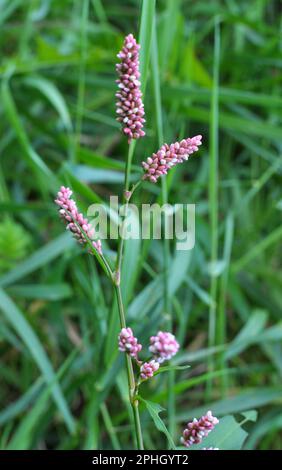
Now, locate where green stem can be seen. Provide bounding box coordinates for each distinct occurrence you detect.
[132,399,144,450]
[100,403,121,450]
[207,18,220,398]
[217,214,234,395]
[114,282,144,450]
[113,139,144,449]
[124,141,136,195]
[115,142,138,281]
[74,0,89,162]
[151,21,174,442]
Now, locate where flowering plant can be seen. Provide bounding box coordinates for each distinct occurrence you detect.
[54,33,219,451]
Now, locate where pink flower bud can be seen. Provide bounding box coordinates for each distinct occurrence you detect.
[181,411,219,447]
[140,360,160,380]
[149,331,179,363]
[118,327,142,359]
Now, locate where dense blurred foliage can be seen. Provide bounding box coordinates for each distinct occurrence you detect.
[0,0,281,450]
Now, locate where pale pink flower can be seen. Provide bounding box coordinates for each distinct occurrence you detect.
[149,331,179,363]
[140,360,160,380]
[142,135,202,183]
[181,411,219,447]
[55,186,102,254]
[116,34,145,143]
[118,327,142,359]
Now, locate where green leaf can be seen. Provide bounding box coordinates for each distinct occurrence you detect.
[1,74,59,190]
[176,386,282,421]
[166,84,282,108]
[225,310,268,359]
[182,105,282,141]
[154,364,190,376]
[139,397,176,450]
[23,76,72,131]
[78,146,127,171]
[185,276,215,307]
[180,40,212,87]
[67,164,125,184]
[138,0,156,94]
[233,226,282,273]
[0,232,74,287]
[241,410,258,422]
[0,288,75,434]
[7,283,72,300]
[245,410,282,449]
[169,250,192,295]
[7,348,78,449]
[121,206,141,304]
[128,276,162,320]
[0,379,43,426]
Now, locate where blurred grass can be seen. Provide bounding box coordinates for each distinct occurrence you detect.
[0,0,282,450]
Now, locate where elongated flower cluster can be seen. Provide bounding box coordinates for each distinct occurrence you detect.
[142,135,202,183]
[140,360,160,380]
[181,411,219,447]
[203,447,219,450]
[55,186,102,254]
[118,327,142,359]
[149,331,179,363]
[116,34,145,143]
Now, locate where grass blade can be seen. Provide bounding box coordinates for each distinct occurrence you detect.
[0,232,74,288]
[138,0,156,94]
[207,17,220,396]
[0,288,75,434]
[1,74,59,190]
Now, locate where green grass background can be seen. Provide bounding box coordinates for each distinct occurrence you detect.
[0,0,281,450]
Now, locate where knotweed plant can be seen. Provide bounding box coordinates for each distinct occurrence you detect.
[54,33,217,450]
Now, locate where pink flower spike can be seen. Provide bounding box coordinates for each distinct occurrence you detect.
[118,327,142,359]
[55,186,102,254]
[142,135,202,183]
[181,411,219,448]
[149,331,180,363]
[116,34,145,143]
[140,360,160,380]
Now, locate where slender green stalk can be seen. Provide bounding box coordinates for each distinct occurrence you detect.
[115,142,136,281]
[100,403,121,450]
[0,164,9,203]
[207,18,220,397]
[91,0,108,24]
[217,213,234,395]
[114,282,144,450]
[113,142,143,450]
[112,145,146,449]
[132,400,144,450]
[138,0,156,94]
[124,140,136,194]
[74,0,89,162]
[0,164,10,224]
[151,20,175,442]
[73,205,143,448]
[19,0,34,59]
